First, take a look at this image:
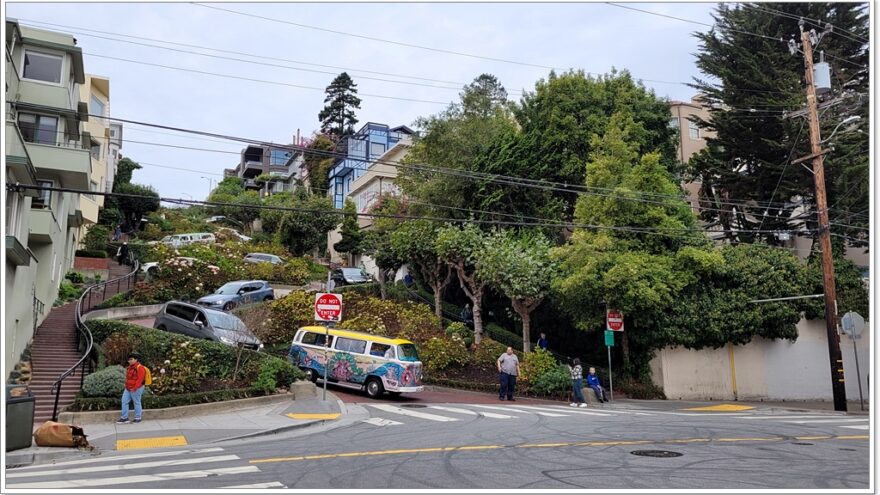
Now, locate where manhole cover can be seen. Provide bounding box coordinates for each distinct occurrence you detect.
[792,442,813,446]
[401,404,427,408]
[630,450,683,458]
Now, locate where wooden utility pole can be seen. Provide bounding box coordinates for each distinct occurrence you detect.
[800,29,847,412]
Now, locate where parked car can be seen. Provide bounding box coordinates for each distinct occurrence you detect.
[243,253,284,265]
[141,257,199,277]
[160,233,216,248]
[196,280,274,311]
[331,267,372,286]
[154,301,263,350]
[216,227,252,242]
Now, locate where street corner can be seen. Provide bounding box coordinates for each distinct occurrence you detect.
[681,403,756,412]
[116,435,188,451]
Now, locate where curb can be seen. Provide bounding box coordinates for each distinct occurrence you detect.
[5,448,98,469]
[58,393,294,424]
[211,392,347,444]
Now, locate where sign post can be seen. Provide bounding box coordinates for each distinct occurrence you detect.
[841,311,866,411]
[315,293,343,401]
[606,309,624,402]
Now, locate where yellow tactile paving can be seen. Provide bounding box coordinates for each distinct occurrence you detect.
[682,404,755,412]
[286,413,341,420]
[116,435,188,450]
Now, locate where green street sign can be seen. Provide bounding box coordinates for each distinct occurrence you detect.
[605,330,614,347]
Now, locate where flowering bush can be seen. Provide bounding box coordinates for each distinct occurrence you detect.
[100,332,136,367]
[445,322,474,349]
[472,338,509,368]
[150,341,209,395]
[263,291,315,344]
[420,335,470,373]
[520,348,558,383]
[342,294,442,345]
[337,314,387,335]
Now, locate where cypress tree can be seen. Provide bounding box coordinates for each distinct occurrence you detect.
[318,72,362,138]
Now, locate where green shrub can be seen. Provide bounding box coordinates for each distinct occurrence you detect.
[420,336,470,373]
[68,387,268,411]
[337,314,387,335]
[75,249,108,258]
[271,258,311,285]
[520,348,558,383]
[530,364,570,396]
[95,292,131,309]
[334,283,382,298]
[265,291,314,345]
[81,365,126,398]
[445,322,474,349]
[101,332,135,367]
[485,323,524,351]
[56,281,83,304]
[618,377,666,400]
[65,271,85,284]
[83,224,111,251]
[472,338,509,368]
[151,340,208,395]
[251,357,299,392]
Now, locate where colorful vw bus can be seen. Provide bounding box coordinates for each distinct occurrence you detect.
[288,326,424,398]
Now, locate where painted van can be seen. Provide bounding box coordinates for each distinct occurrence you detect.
[288,326,424,398]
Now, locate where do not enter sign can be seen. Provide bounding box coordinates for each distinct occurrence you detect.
[315,293,343,322]
[607,309,624,332]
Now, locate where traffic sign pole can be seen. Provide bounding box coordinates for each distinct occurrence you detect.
[607,345,613,403]
[315,293,343,402]
[323,322,330,401]
[852,337,863,411]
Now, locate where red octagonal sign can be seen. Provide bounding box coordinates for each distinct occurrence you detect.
[606,309,624,332]
[314,292,343,322]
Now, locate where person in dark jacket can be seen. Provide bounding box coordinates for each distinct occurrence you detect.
[460,304,473,328]
[586,367,608,403]
[117,242,130,266]
[117,353,147,423]
[536,332,549,350]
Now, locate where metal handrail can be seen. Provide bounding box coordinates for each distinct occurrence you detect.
[50,254,139,421]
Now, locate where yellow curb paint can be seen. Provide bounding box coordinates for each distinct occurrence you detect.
[682,404,755,412]
[247,434,870,465]
[286,413,341,420]
[716,437,784,442]
[116,435,187,451]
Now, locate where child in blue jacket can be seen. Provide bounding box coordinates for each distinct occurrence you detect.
[586,367,608,403]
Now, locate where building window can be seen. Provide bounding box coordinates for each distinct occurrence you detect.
[22,49,63,84]
[688,121,700,140]
[19,113,59,145]
[32,180,53,209]
[90,140,101,160]
[669,117,679,129]
[90,94,105,119]
[370,142,386,157]
[269,149,292,166]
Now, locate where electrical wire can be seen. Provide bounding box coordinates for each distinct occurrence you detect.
[739,3,869,44]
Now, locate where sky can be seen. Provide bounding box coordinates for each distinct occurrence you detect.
[6,1,723,201]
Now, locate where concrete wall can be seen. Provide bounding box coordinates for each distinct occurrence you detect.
[651,318,870,402]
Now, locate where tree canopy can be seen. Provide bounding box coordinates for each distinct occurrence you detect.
[318,72,362,138]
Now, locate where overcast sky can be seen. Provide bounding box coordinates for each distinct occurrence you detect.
[7,2,720,200]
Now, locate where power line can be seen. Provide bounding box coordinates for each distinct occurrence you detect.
[757,118,808,231]
[738,3,868,44]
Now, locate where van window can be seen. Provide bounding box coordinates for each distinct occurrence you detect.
[369,343,392,358]
[335,337,367,354]
[397,344,419,362]
[301,331,331,346]
[167,303,197,321]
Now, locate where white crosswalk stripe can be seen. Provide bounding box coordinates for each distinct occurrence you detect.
[471,404,570,417]
[840,425,870,431]
[5,446,286,489]
[362,417,404,426]
[429,405,517,419]
[368,404,460,422]
[515,405,611,416]
[787,418,869,424]
[738,415,841,420]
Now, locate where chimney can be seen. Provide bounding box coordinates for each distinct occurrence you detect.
[296,129,301,146]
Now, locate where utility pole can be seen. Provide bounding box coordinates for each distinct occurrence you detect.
[798,26,847,412]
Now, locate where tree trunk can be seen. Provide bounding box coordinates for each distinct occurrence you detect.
[512,298,540,353]
[472,300,484,345]
[432,283,443,320]
[377,268,387,300]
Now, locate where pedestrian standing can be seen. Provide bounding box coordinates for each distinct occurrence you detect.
[117,354,146,424]
[536,332,549,350]
[461,304,474,328]
[586,367,608,403]
[113,224,122,241]
[569,358,587,408]
[118,242,130,266]
[496,346,520,401]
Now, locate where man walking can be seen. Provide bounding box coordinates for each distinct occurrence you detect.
[117,353,146,424]
[117,242,130,266]
[496,346,520,401]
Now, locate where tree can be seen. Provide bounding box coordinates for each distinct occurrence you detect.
[333,199,364,259]
[480,230,557,352]
[207,178,261,230]
[302,134,336,195]
[105,157,159,231]
[361,195,407,299]
[689,3,869,247]
[435,223,493,343]
[318,72,362,138]
[275,189,339,256]
[461,73,509,118]
[390,220,453,320]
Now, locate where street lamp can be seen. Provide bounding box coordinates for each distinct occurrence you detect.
[821,115,861,144]
[200,176,214,197]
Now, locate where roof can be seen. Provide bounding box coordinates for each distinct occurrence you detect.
[297,326,415,346]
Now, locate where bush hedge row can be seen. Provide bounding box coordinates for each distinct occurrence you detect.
[67,387,269,411]
[75,249,108,258]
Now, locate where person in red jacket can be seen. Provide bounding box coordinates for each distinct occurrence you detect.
[117,353,146,424]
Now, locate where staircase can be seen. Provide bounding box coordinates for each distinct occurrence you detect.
[30,262,135,425]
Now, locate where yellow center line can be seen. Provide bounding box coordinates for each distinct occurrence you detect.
[248,435,868,465]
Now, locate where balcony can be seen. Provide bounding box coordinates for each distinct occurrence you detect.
[80,195,99,224]
[28,208,55,244]
[6,235,32,267]
[242,160,264,178]
[27,141,91,190]
[5,121,38,191]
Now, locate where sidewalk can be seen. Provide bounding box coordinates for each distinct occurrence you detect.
[6,390,345,468]
[615,398,870,415]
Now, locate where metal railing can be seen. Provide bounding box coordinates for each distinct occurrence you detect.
[50,252,139,421]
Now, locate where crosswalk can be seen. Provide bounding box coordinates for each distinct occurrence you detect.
[737,415,870,431]
[5,447,286,489]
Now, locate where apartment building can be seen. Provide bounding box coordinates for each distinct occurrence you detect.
[5,20,91,372]
[223,141,304,196]
[76,74,111,243]
[326,122,414,265]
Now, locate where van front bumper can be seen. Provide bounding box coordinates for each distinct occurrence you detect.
[388,385,424,393]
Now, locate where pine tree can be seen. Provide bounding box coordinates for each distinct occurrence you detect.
[333,199,364,258]
[689,3,868,248]
[318,72,362,138]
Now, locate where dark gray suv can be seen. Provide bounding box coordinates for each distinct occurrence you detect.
[153,301,263,350]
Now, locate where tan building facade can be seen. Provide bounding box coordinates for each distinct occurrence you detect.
[77,74,111,242]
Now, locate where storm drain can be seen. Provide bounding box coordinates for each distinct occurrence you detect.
[630,450,683,458]
[401,404,428,408]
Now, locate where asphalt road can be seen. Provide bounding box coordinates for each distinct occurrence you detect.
[7,394,870,490]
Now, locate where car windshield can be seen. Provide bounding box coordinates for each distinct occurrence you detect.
[397,344,420,362]
[205,310,247,331]
[215,282,243,295]
[341,268,367,279]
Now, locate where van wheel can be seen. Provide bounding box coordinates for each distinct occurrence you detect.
[223,302,236,311]
[365,378,384,399]
[303,368,318,383]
